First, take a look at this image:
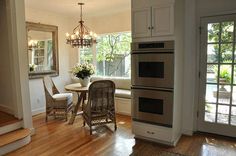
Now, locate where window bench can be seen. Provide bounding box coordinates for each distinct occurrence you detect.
[91,76,131,116]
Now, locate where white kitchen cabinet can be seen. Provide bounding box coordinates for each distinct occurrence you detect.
[132,0,174,38]
[132,8,151,38]
[152,5,174,36]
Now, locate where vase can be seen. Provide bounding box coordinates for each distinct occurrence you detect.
[80,77,90,87]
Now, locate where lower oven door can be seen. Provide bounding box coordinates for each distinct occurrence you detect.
[132,87,173,127]
[131,53,174,88]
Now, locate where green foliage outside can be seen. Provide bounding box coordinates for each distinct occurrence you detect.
[80,32,131,77]
[208,22,234,63]
[208,21,235,83]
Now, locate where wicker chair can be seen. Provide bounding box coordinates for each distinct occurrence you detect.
[82,80,117,135]
[43,76,73,122]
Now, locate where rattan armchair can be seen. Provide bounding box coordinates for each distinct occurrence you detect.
[82,80,117,135]
[43,76,73,122]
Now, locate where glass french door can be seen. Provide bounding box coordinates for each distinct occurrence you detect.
[198,14,236,137]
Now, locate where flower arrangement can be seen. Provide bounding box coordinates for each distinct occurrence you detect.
[71,63,95,79]
[29,64,36,72]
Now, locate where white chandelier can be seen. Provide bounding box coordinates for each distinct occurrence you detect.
[66,3,97,48]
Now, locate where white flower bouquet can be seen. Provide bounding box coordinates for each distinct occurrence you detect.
[71,63,95,79]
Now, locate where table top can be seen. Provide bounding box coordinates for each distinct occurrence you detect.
[65,83,90,92]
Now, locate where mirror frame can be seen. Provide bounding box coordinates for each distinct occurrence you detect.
[26,22,59,79]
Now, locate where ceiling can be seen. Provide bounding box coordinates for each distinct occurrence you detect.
[25,0,131,18]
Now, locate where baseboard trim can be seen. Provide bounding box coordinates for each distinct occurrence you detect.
[0,105,14,115]
[182,129,193,136]
[32,107,45,116]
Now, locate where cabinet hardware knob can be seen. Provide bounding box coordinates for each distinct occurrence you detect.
[148,27,151,30]
[147,131,155,134]
[151,26,154,29]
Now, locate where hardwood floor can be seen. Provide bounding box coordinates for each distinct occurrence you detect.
[0,111,20,127]
[6,113,236,156]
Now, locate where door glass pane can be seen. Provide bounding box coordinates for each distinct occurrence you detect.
[205,84,217,103]
[220,44,233,63]
[207,44,219,63]
[232,87,236,104]
[205,103,216,122]
[234,65,236,84]
[208,23,220,43]
[234,45,236,62]
[218,85,231,104]
[231,107,236,126]
[219,65,232,85]
[217,105,229,124]
[207,64,218,83]
[221,21,234,42]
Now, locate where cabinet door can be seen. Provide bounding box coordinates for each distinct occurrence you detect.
[152,5,174,36]
[132,8,151,38]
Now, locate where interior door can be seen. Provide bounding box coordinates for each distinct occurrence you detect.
[198,14,236,137]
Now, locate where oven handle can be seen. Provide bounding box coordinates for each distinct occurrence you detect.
[131,50,174,54]
[131,86,173,92]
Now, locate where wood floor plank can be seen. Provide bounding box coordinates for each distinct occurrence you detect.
[0,111,20,127]
[6,113,236,156]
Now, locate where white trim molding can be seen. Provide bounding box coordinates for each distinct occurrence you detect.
[32,107,45,116]
[0,105,14,115]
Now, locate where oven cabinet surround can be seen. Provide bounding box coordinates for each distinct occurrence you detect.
[132,0,175,39]
[131,0,184,146]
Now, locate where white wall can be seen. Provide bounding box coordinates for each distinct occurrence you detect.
[25,8,77,115]
[182,0,236,134]
[0,0,15,114]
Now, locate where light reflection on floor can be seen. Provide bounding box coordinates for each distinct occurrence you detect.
[201,138,236,156]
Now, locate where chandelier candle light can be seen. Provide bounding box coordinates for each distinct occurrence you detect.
[66,3,97,48]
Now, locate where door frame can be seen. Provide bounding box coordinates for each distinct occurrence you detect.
[197,14,236,137]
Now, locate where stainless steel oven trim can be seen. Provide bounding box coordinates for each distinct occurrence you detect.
[131,88,173,127]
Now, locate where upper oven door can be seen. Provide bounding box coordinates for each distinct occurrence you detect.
[131,53,174,88]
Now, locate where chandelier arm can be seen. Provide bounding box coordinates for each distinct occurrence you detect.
[73,25,80,33]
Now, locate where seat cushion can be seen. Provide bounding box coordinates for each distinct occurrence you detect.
[52,93,73,105]
[115,89,131,99]
[91,76,131,90]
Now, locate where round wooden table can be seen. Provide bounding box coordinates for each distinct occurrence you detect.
[65,83,90,124]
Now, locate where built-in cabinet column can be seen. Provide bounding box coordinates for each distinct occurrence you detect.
[131,0,185,146]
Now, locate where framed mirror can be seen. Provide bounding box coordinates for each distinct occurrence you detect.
[26,22,59,79]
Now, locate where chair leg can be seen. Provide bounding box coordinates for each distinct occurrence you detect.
[45,114,48,122]
[90,126,92,135]
[65,112,68,121]
[114,115,117,131]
